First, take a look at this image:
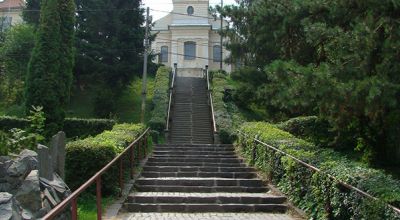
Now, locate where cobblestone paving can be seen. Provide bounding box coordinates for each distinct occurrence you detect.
[115,213,300,220]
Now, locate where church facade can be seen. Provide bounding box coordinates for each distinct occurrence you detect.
[151,0,232,77]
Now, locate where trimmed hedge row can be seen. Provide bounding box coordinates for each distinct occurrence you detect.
[148,66,171,132]
[63,118,115,138]
[277,116,333,147]
[0,116,29,131]
[65,123,146,195]
[0,115,115,138]
[211,72,244,143]
[237,122,400,219]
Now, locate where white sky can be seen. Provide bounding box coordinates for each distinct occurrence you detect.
[142,0,237,21]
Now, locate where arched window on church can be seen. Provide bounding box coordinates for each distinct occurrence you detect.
[184,41,196,60]
[160,46,168,63]
[213,45,222,62]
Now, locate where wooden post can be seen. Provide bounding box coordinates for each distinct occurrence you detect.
[130,146,134,179]
[119,159,123,197]
[96,177,102,220]
[71,197,78,220]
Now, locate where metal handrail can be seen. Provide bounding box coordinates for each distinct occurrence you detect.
[165,68,176,131]
[43,128,151,220]
[237,130,400,215]
[206,68,217,133]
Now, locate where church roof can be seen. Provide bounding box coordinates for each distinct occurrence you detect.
[0,0,24,10]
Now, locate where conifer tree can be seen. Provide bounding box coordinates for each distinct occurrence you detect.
[25,0,75,136]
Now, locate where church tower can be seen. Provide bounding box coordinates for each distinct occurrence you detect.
[152,0,232,76]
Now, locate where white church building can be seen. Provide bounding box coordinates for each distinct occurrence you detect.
[151,0,232,77]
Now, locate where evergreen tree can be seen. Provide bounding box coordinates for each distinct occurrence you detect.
[58,0,75,106]
[25,0,75,136]
[23,0,41,26]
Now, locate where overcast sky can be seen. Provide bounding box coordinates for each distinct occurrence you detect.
[142,0,237,21]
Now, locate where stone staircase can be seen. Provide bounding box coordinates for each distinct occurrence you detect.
[122,144,288,213]
[120,75,289,216]
[169,77,213,144]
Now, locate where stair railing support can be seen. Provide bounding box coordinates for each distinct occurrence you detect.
[165,63,177,142]
[205,65,219,144]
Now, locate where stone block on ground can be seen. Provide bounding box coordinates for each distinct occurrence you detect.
[15,170,41,213]
[0,192,22,220]
[37,145,53,180]
[50,132,66,180]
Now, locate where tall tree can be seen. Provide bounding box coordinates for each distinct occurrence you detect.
[25,0,75,136]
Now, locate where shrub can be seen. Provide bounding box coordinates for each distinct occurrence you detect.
[0,115,29,131]
[149,66,171,132]
[237,122,400,219]
[65,123,146,195]
[63,118,116,138]
[0,115,115,139]
[211,72,244,143]
[277,116,333,147]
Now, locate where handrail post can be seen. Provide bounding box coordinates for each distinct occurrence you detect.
[96,177,102,220]
[137,140,141,162]
[119,158,123,197]
[130,146,134,179]
[71,197,78,220]
[144,135,148,157]
[251,135,259,165]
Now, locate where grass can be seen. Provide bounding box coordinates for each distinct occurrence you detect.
[66,76,155,123]
[77,194,114,219]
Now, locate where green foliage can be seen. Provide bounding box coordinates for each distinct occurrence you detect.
[66,123,146,195]
[0,24,35,107]
[93,87,116,118]
[0,116,29,131]
[277,116,333,147]
[221,0,400,165]
[211,71,244,143]
[0,115,116,140]
[74,0,146,95]
[63,118,115,138]
[149,66,171,132]
[25,0,75,137]
[237,122,400,219]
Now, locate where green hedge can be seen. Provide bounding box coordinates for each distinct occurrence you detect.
[63,118,115,138]
[0,116,29,131]
[211,72,244,143]
[277,116,333,147]
[149,66,171,132]
[66,123,146,195]
[237,122,400,219]
[0,115,115,138]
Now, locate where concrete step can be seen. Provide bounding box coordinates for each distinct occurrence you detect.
[152,152,235,156]
[147,157,243,163]
[152,147,234,151]
[136,178,264,187]
[135,185,269,193]
[146,161,246,167]
[127,192,286,204]
[141,171,257,179]
[154,144,233,148]
[124,203,287,213]
[142,166,255,173]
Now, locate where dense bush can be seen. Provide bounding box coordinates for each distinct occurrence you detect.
[277,116,333,147]
[63,118,115,138]
[66,123,146,195]
[0,116,29,131]
[237,122,400,219]
[211,71,244,143]
[220,0,400,165]
[0,115,115,139]
[148,66,171,132]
